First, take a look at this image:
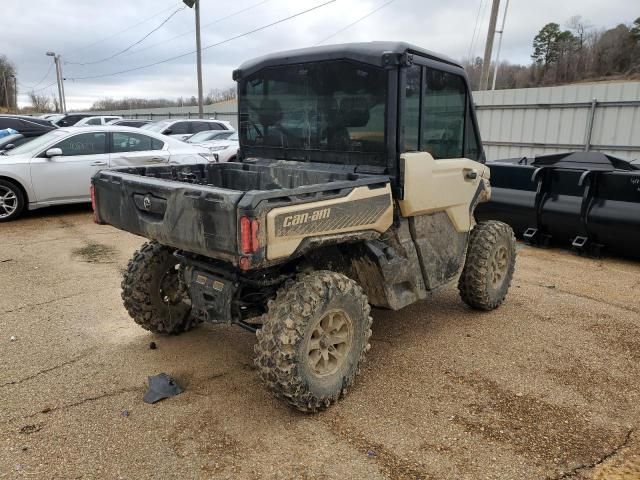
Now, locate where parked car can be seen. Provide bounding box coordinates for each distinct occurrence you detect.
[54,114,96,127]
[74,115,123,126]
[141,119,233,141]
[0,133,31,152]
[184,130,235,144]
[106,118,151,128]
[0,115,57,139]
[193,131,239,162]
[39,113,66,124]
[0,126,215,221]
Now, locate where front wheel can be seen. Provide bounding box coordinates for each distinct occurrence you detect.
[458,221,516,311]
[0,179,25,222]
[254,271,372,412]
[121,241,200,334]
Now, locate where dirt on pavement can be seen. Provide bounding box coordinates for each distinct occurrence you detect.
[1,205,639,480]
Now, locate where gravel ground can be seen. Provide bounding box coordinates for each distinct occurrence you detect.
[1,205,639,480]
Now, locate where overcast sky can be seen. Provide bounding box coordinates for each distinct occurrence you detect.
[3,0,636,109]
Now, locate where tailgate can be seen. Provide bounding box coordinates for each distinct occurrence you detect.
[92,170,243,262]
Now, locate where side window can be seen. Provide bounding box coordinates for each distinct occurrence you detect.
[464,109,482,160]
[51,132,107,156]
[403,65,421,151]
[105,117,119,122]
[86,118,102,125]
[168,122,190,135]
[192,122,210,133]
[111,132,164,153]
[208,122,224,130]
[421,69,466,159]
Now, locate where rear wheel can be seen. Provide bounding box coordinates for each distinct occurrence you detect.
[0,179,25,222]
[458,221,516,310]
[254,271,372,412]
[121,241,200,334]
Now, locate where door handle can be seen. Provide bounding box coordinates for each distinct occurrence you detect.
[146,157,165,163]
[91,161,108,166]
[464,169,478,180]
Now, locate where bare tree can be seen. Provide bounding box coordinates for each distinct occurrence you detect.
[0,55,17,111]
[28,92,52,113]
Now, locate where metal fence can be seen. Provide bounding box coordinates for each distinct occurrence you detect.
[105,110,238,128]
[473,81,640,161]
[87,99,240,129]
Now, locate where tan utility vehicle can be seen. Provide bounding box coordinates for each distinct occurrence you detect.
[92,42,516,412]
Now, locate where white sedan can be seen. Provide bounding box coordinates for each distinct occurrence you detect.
[190,131,239,163]
[0,126,216,221]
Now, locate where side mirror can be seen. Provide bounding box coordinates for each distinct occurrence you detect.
[164,128,172,135]
[45,148,63,157]
[4,144,15,150]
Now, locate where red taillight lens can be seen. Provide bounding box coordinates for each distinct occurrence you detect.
[240,216,259,254]
[90,185,96,210]
[90,184,100,224]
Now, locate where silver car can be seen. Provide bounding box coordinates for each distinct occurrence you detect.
[141,119,234,141]
[0,126,215,221]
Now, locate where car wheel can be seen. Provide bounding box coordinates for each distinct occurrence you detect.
[0,179,25,222]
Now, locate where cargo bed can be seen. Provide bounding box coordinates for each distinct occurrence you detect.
[92,160,391,267]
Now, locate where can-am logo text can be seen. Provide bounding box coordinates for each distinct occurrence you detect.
[282,208,331,227]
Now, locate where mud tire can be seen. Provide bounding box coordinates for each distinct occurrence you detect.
[254,271,372,412]
[458,221,516,311]
[121,241,199,334]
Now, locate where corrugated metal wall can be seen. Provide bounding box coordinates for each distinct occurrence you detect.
[89,81,640,162]
[473,82,640,162]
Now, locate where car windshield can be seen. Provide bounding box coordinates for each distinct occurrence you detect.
[142,121,172,133]
[4,130,67,156]
[229,132,238,141]
[188,131,226,143]
[239,60,387,159]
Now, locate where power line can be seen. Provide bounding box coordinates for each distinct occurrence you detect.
[122,0,271,59]
[315,0,396,45]
[66,6,187,66]
[467,0,485,61]
[468,0,491,61]
[65,1,180,57]
[19,62,54,90]
[22,80,58,94]
[67,0,336,81]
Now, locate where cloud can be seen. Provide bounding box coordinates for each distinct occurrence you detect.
[5,0,635,109]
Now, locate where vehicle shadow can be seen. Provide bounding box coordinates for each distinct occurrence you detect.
[22,203,93,220]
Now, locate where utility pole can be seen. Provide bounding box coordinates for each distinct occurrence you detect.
[195,0,204,118]
[46,51,65,114]
[58,56,67,113]
[491,0,509,90]
[183,0,204,118]
[11,75,17,112]
[479,0,500,91]
[2,73,7,109]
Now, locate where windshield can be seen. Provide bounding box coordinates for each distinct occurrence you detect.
[188,130,233,143]
[5,130,67,156]
[142,120,172,133]
[239,60,387,157]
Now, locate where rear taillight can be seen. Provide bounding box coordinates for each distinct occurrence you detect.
[90,184,100,224]
[240,216,259,254]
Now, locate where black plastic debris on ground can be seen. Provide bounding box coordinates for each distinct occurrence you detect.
[143,373,183,404]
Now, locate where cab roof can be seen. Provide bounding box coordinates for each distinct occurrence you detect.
[233,41,462,80]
